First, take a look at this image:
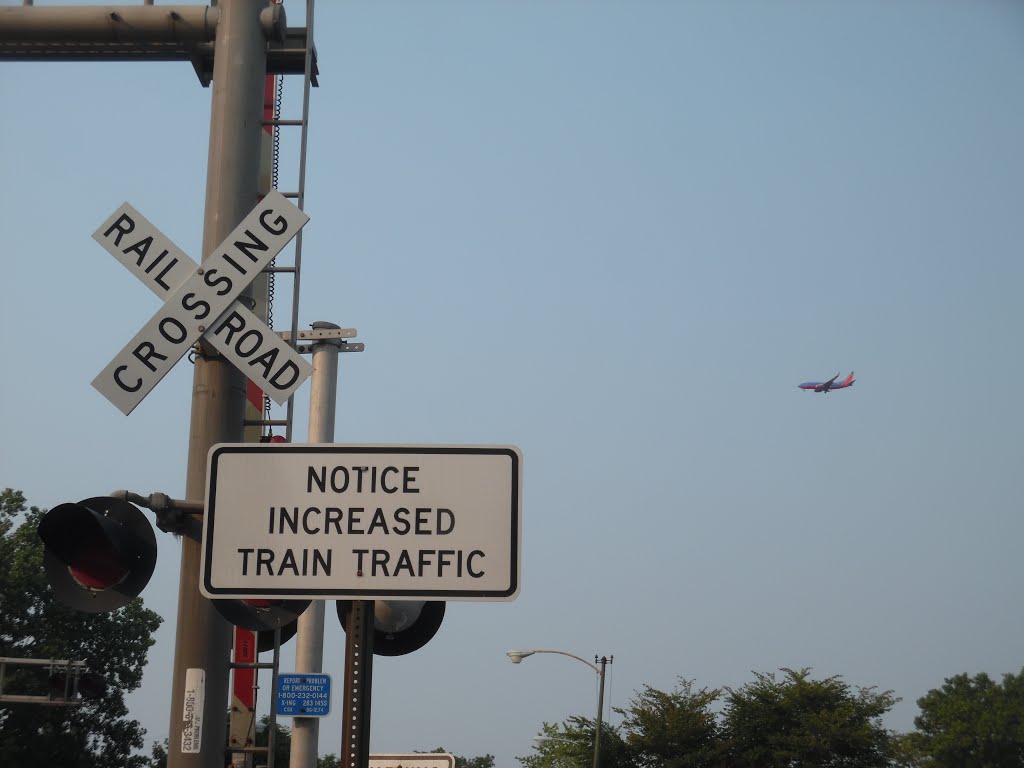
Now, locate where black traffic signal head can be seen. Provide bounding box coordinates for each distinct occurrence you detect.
[336,600,445,656]
[212,598,310,632]
[212,598,308,651]
[37,496,157,613]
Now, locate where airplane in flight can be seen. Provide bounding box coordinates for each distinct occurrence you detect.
[798,372,855,393]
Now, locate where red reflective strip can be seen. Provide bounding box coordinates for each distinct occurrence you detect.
[263,75,276,136]
[233,627,256,708]
[246,379,263,411]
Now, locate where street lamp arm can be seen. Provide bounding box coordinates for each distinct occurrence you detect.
[507,649,600,674]
[507,648,612,768]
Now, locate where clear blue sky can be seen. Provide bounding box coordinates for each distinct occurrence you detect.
[2,1,1023,765]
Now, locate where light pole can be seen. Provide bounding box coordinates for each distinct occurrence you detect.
[507,650,611,768]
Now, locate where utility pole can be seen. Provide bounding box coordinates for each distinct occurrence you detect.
[593,656,608,768]
[172,3,268,766]
[290,321,345,768]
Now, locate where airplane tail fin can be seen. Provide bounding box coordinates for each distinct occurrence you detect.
[843,372,855,386]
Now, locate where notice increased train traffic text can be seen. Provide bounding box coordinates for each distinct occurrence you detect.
[200,444,522,602]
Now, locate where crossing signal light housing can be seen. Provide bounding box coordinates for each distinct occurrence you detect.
[336,600,445,656]
[37,497,157,613]
[212,598,309,650]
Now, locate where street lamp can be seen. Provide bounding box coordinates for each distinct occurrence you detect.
[507,650,612,768]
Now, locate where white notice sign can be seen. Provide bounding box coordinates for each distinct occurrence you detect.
[200,444,522,601]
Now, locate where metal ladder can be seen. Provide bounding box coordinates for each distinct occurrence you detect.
[247,0,363,444]
[250,0,319,446]
[230,3,319,765]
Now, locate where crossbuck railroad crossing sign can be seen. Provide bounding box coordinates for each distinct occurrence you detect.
[91,190,313,415]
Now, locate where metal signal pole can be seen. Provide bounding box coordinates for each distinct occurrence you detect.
[172,2,268,766]
[290,323,345,768]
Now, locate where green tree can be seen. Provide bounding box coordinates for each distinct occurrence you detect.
[890,732,927,768]
[520,682,721,768]
[519,716,634,768]
[253,714,292,767]
[454,752,496,768]
[619,679,722,768]
[721,667,899,768]
[0,489,163,767]
[147,737,168,768]
[425,746,496,768]
[910,669,1024,768]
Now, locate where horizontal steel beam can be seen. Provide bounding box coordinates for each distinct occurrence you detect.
[0,657,86,668]
[0,5,220,44]
[0,4,316,86]
[0,693,83,705]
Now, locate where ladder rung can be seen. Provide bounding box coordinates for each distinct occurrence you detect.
[265,265,297,273]
[279,191,299,198]
[263,118,304,127]
[244,419,289,428]
[229,661,278,670]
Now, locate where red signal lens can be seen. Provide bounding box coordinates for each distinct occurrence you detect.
[38,498,157,613]
[68,547,130,590]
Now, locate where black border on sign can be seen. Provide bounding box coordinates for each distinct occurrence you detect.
[202,445,521,599]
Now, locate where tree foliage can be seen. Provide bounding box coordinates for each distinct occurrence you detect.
[620,679,722,768]
[425,746,497,768]
[721,667,899,768]
[254,713,293,767]
[0,489,163,767]
[147,737,168,768]
[453,750,496,768]
[908,669,1024,768]
[523,669,902,768]
[519,716,633,768]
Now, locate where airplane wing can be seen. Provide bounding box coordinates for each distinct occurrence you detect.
[816,373,839,390]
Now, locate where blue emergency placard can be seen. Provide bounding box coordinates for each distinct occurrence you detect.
[276,673,331,717]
